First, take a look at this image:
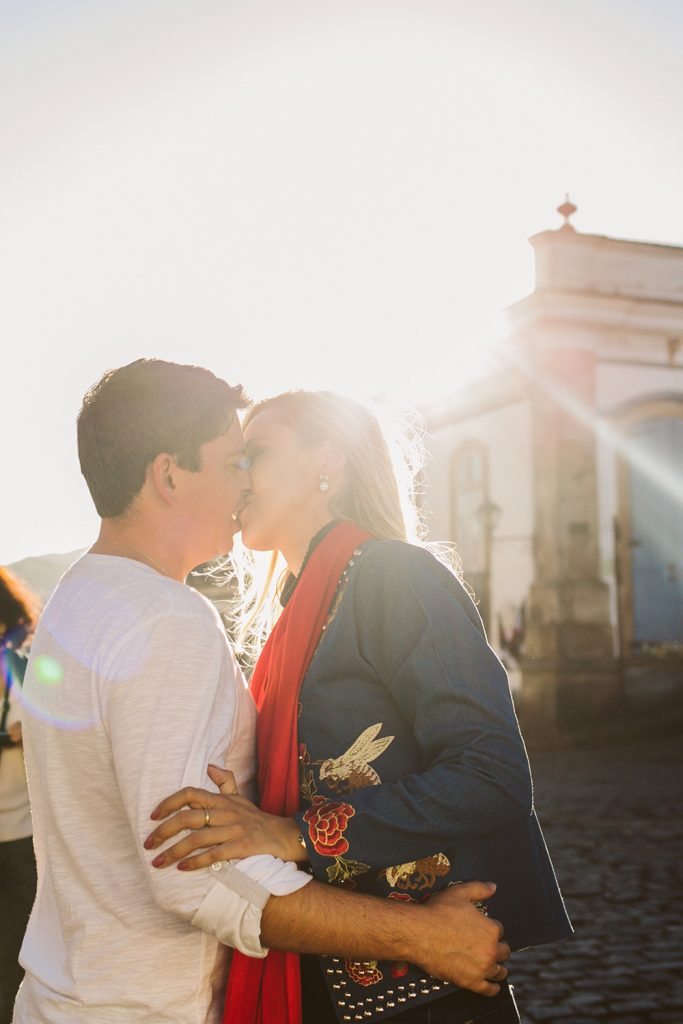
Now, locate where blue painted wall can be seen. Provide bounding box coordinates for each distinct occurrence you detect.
[628,418,683,647]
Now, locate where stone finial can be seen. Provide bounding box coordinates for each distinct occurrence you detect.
[557,194,577,231]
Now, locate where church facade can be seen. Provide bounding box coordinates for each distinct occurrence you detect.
[422,204,683,739]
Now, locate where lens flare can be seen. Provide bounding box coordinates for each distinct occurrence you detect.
[33,654,64,686]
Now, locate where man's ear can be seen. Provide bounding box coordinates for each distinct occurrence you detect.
[149,452,178,506]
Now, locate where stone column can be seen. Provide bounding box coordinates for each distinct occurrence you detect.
[520,346,619,739]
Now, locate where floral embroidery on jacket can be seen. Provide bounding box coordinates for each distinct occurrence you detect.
[298,742,319,806]
[319,723,395,794]
[324,854,370,887]
[303,795,371,885]
[384,852,451,891]
[303,796,355,857]
[344,959,383,986]
[390,961,410,978]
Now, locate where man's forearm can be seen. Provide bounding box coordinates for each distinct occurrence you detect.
[260,879,413,960]
[259,879,510,997]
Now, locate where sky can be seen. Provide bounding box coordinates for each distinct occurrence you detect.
[2,0,682,565]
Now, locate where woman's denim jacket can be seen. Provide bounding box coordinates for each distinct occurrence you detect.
[292,539,572,1020]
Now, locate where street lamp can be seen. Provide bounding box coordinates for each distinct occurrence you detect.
[475,499,502,538]
[475,498,502,633]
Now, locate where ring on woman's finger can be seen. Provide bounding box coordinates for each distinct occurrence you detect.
[491,963,505,981]
[204,808,211,828]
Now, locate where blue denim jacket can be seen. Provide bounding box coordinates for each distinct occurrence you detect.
[292,538,571,1021]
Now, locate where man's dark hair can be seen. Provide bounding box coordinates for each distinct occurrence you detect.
[77,359,248,518]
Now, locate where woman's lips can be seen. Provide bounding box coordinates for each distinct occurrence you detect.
[233,502,251,529]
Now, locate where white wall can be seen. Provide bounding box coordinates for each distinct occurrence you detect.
[533,231,683,303]
[597,362,683,412]
[424,399,534,656]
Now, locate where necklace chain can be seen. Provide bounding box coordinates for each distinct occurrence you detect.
[91,544,173,579]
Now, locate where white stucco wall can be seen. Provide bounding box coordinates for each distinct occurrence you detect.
[423,398,534,655]
[597,362,683,412]
[532,231,683,303]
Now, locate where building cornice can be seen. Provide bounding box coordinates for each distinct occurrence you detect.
[507,288,683,336]
[422,370,529,431]
[530,229,683,258]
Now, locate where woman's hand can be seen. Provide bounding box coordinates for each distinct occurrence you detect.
[144,764,307,871]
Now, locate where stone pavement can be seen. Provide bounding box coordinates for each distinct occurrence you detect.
[509,731,683,1024]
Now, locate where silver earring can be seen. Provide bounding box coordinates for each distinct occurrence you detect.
[319,474,330,493]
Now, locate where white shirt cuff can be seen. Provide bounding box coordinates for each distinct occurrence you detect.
[192,856,312,957]
[233,854,313,896]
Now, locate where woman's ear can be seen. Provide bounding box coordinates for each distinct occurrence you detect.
[320,439,348,478]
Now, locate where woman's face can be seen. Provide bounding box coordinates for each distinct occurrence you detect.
[238,409,329,552]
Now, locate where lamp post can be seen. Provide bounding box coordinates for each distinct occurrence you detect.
[475,498,502,634]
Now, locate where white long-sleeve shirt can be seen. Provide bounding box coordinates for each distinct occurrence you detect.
[13,555,310,1024]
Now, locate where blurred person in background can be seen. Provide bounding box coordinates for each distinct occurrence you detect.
[0,569,39,1024]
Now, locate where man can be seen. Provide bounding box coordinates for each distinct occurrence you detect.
[14,359,508,1023]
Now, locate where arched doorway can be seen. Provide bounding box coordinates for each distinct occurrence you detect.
[627,417,683,648]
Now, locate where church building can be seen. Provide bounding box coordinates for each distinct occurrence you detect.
[422,201,683,739]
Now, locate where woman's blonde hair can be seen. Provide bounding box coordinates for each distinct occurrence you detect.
[225,389,448,663]
[244,389,425,541]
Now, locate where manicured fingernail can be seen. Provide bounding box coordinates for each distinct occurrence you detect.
[150,808,160,820]
[143,836,154,850]
[177,861,189,871]
[152,855,165,868]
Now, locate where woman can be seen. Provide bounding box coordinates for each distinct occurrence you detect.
[0,568,39,1024]
[148,391,571,1024]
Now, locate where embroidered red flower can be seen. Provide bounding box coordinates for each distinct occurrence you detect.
[303,796,355,858]
[344,959,383,986]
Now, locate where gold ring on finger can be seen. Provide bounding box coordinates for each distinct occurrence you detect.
[204,808,211,828]
[494,964,505,981]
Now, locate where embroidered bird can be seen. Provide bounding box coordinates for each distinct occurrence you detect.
[319,723,395,793]
[385,853,452,891]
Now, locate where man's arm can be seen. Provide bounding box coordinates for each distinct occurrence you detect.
[260,879,509,996]
[147,774,509,995]
[103,604,310,956]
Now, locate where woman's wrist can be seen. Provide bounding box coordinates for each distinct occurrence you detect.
[280,816,310,863]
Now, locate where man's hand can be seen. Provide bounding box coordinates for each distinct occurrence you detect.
[259,878,510,998]
[411,882,510,995]
[145,766,305,867]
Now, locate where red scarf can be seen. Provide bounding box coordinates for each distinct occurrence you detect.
[224,521,371,1024]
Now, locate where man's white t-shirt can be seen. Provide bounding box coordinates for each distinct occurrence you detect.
[14,555,310,1024]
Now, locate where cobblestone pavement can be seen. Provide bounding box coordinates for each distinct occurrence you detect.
[509,731,683,1024]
